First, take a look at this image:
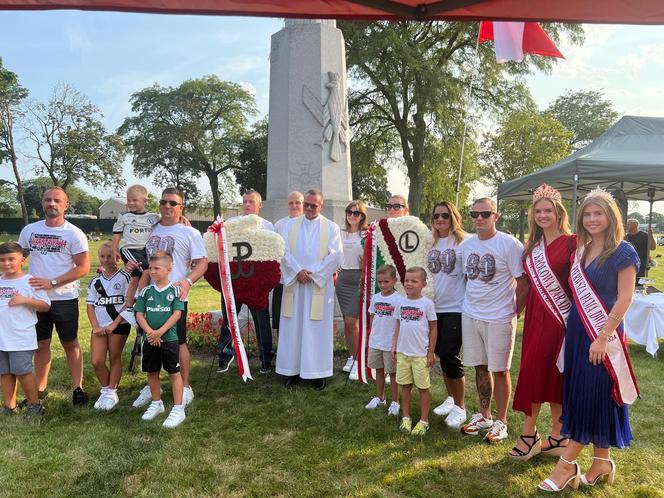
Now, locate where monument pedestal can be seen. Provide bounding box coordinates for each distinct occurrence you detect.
[264,19,352,225]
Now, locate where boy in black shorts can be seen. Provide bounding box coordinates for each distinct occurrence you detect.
[134,251,186,428]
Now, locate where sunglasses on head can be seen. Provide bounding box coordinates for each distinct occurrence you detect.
[386,203,405,211]
[346,210,361,217]
[470,211,494,219]
[432,212,450,220]
[159,199,181,207]
[303,202,319,209]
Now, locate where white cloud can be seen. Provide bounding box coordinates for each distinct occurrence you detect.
[552,25,621,80]
[618,42,664,70]
[65,28,93,54]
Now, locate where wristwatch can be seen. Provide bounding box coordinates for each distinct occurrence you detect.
[50,279,58,288]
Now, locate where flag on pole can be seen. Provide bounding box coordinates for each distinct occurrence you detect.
[478,21,564,63]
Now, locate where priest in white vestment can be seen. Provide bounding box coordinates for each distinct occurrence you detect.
[276,190,343,388]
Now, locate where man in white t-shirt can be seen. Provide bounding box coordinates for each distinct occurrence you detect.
[272,191,304,336]
[131,187,208,409]
[459,197,527,444]
[18,186,91,406]
[218,189,276,374]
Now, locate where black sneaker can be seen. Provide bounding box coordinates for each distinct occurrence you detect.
[312,378,326,391]
[72,387,89,407]
[0,405,18,416]
[24,404,46,419]
[284,375,299,388]
[259,362,272,374]
[216,356,234,374]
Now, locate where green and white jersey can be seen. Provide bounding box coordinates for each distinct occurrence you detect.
[134,283,185,343]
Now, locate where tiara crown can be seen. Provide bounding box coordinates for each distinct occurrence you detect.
[584,186,615,203]
[532,183,561,202]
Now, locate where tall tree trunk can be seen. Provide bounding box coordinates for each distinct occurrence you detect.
[206,169,221,217]
[10,152,28,224]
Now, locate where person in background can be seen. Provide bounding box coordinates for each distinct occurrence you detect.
[625,218,656,283]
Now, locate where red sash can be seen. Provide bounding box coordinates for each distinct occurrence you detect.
[357,222,377,384]
[569,248,639,405]
[525,239,572,327]
[208,217,253,382]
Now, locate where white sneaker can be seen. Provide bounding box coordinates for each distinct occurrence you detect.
[141,400,165,421]
[162,405,186,428]
[342,357,354,373]
[132,385,153,408]
[483,420,508,443]
[99,389,119,411]
[387,401,400,416]
[94,387,109,410]
[461,413,494,435]
[433,396,454,417]
[444,405,467,429]
[365,396,386,410]
[348,363,359,381]
[183,386,194,407]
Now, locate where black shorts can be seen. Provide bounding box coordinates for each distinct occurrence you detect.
[120,247,149,278]
[36,299,79,342]
[112,322,131,336]
[176,302,188,345]
[434,312,464,379]
[141,339,180,374]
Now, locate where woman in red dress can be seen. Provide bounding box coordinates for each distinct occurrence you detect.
[509,184,576,460]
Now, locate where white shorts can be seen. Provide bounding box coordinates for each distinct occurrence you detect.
[461,314,517,372]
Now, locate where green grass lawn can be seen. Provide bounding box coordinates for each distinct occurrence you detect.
[0,237,663,497]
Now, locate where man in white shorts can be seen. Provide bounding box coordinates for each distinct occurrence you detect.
[460,197,526,443]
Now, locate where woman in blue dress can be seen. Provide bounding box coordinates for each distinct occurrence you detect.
[538,188,639,492]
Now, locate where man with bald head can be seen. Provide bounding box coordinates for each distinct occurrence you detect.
[626,218,656,281]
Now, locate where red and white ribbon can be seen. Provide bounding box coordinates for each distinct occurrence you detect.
[525,239,572,372]
[357,222,377,384]
[569,248,639,405]
[209,217,253,382]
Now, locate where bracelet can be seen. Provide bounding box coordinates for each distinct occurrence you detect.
[608,313,623,322]
[599,330,612,339]
[185,277,194,286]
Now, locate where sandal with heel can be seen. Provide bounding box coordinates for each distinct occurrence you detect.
[581,456,616,486]
[508,431,541,461]
[538,456,581,492]
[540,435,569,457]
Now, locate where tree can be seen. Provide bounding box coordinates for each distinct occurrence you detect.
[22,177,101,217]
[120,75,257,216]
[628,211,645,224]
[339,21,583,216]
[0,57,29,223]
[0,183,19,216]
[546,89,619,150]
[24,82,126,192]
[482,108,572,238]
[234,117,268,199]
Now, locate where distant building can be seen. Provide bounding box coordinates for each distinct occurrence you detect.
[99,197,125,219]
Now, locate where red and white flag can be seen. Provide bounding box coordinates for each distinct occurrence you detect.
[478,21,564,63]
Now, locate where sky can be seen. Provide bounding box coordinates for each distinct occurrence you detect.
[1,11,663,212]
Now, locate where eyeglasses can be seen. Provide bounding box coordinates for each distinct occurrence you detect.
[470,211,494,219]
[346,210,361,217]
[432,212,450,220]
[386,203,405,211]
[303,202,319,209]
[159,200,181,207]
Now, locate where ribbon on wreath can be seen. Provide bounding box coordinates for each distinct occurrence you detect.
[357,222,378,384]
[378,218,407,285]
[208,217,253,382]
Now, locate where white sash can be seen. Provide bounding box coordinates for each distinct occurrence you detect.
[569,248,639,405]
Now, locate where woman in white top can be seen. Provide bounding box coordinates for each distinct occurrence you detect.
[427,201,468,429]
[336,200,368,379]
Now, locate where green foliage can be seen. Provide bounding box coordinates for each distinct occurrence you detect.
[340,20,583,216]
[348,138,391,207]
[119,75,257,216]
[628,211,646,224]
[25,82,126,192]
[22,177,102,216]
[546,89,619,150]
[234,117,268,199]
[646,211,664,229]
[0,183,19,216]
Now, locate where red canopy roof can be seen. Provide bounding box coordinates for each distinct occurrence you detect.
[1,0,663,24]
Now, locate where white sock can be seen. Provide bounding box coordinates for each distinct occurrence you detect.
[172,404,184,412]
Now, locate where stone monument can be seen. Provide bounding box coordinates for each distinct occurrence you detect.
[262,19,353,224]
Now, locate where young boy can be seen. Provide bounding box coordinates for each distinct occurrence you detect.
[366,265,401,416]
[134,251,186,428]
[391,267,437,436]
[86,242,132,411]
[0,242,50,418]
[111,184,160,308]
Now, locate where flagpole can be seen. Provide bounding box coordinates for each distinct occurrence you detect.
[455,30,481,206]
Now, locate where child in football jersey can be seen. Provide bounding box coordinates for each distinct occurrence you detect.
[365,265,401,416]
[86,242,132,411]
[0,242,50,418]
[111,184,160,308]
[391,267,437,436]
[134,251,186,428]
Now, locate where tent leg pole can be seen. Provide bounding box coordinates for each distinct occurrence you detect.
[571,174,579,232]
[647,198,654,277]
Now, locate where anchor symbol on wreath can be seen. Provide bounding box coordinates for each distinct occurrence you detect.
[231,242,255,279]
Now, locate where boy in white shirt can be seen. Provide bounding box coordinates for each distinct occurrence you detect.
[365,265,401,416]
[391,267,437,436]
[0,242,50,418]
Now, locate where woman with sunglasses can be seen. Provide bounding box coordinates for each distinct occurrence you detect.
[510,184,575,461]
[336,200,369,379]
[428,201,468,429]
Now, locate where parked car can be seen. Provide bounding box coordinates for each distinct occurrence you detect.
[658,236,664,246]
